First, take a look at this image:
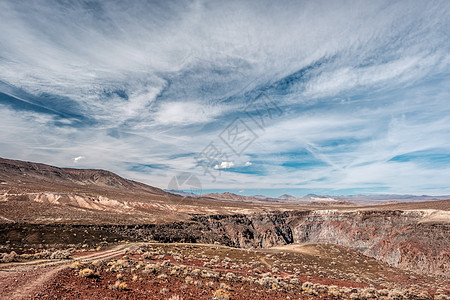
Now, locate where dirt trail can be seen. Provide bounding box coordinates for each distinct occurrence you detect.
[268,243,321,256]
[0,243,142,300]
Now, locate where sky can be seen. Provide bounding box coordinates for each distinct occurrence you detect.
[0,0,449,197]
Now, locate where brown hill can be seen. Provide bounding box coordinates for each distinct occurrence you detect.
[0,157,164,194]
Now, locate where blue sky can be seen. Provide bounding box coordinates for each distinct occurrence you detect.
[0,0,449,196]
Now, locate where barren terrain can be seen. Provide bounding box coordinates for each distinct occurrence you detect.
[0,158,449,299]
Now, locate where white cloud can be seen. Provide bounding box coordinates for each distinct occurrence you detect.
[214,161,235,170]
[73,156,85,163]
[303,53,445,99]
[155,101,228,126]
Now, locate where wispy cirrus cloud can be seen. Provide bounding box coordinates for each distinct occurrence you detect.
[0,0,449,195]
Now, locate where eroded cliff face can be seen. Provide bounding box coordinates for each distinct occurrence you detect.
[184,210,450,276]
[190,212,297,248]
[1,209,448,276]
[288,210,449,276]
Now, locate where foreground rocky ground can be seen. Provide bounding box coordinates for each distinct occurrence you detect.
[0,243,140,299]
[2,242,446,299]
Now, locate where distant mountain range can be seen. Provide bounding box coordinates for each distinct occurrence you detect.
[165,188,450,206]
[196,192,450,206]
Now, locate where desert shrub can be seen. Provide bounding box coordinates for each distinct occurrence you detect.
[109,280,129,291]
[142,263,160,274]
[242,276,256,284]
[194,280,203,288]
[109,280,119,290]
[301,283,318,296]
[219,283,231,290]
[201,270,219,278]
[50,250,71,260]
[33,250,52,259]
[212,289,230,300]
[387,289,405,300]
[79,268,97,278]
[1,251,19,263]
[328,286,341,298]
[314,284,328,293]
[162,260,172,267]
[170,268,180,276]
[224,272,236,281]
[416,291,430,299]
[69,261,84,269]
[107,259,131,272]
[115,259,129,268]
[110,280,129,291]
[19,253,34,260]
[118,282,129,291]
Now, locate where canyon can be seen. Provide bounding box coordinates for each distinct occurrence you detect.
[2,205,449,276]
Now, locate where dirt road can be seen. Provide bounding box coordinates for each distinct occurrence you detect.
[0,243,142,300]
